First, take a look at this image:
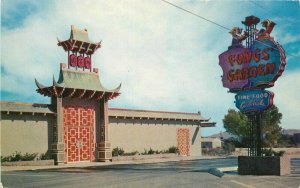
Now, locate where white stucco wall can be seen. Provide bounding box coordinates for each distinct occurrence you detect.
[1,113,53,156]
[108,118,202,156]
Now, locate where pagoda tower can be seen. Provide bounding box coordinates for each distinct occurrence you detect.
[35,25,121,164]
[242,15,260,48]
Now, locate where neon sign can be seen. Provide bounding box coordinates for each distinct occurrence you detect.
[219,27,286,91]
[235,90,274,113]
[219,47,250,90]
[218,16,286,113]
[249,38,286,88]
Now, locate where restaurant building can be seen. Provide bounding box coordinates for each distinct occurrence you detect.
[1,26,215,164]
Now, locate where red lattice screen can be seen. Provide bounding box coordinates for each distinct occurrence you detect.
[63,105,95,163]
[177,128,190,156]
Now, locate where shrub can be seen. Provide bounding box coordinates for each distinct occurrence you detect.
[112,147,124,156]
[223,141,236,153]
[123,151,139,156]
[1,156,10,162]
[142,149,148,155]
[262,148,272,156]
[277,150,285,156]
[11,151,22,161]
[1,151,38,162]
[262,148,285,156]
[21,153,38,161]
[148,148,155,155]
[40,151,52,160]
[168,146,178,154]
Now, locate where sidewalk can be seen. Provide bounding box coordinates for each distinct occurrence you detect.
[1,155,225,172]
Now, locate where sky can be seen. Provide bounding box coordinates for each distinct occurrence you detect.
[1,0,300,136]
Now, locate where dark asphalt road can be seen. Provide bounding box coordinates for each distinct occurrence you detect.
[1,157,300,188]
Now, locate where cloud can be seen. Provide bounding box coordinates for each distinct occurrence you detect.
[270,71,300,129]
[1,0,299,136]
[279,33,300,46]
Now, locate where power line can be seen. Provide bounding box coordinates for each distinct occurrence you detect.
[161,0,299,58]
[248,0,267,12]
[247,0,299,58]
[161,0,231,31]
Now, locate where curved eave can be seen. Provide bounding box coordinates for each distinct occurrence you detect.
[57,38,101,55]
[36,88,50,97]
[35,79,47,90]
[36,86,120,101]
[107,92,121,100]
[53,75,62,87]
[106,83,121,100]
[106,83,121,94]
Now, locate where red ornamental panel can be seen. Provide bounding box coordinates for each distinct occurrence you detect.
[69,54,92,69]
[177,128,190,156]
[64,106,78,126]
[63,105,95,163]
[70,54,77,67]
[79,127,90,161]
[79,107,95,161]
[67,127,79,162]
[77,56,85,67]
[85,57,91,69]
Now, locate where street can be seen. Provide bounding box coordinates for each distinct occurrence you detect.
[1,157,300,188]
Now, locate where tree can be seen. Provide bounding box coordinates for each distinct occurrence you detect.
[223,105,282,147]
[262,105,282,147]
[223,109,249,140]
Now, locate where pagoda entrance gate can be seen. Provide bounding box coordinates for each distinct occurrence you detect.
[35,25,121,164]
[63,105,95,163]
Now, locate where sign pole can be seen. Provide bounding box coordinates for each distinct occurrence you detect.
[256,112,262,156]
[219,15,288,175]
[242,16,260,157]
[247,112,257,156]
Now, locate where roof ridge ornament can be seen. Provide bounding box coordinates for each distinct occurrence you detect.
[53,75,61,87]
[35,78,46,89]
[70,25,90,43]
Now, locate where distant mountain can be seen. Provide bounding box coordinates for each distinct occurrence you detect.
[207,131,234,140]
[208,129,300,139]
[281,129,300,135]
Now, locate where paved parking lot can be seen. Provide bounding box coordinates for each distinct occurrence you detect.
[1,157,300,188]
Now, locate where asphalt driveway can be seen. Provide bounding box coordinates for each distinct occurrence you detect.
[1,157,300,188]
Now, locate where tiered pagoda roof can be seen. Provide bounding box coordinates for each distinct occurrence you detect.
[36,25,121,101]
[57,25,101,55]
[35,64,121,100]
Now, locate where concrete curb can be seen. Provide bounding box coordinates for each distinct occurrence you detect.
[218,166,238,172]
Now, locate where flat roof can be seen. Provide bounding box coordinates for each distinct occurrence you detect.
[0,102,216,127]
[0,101,54,114]
[108,108,216,127]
